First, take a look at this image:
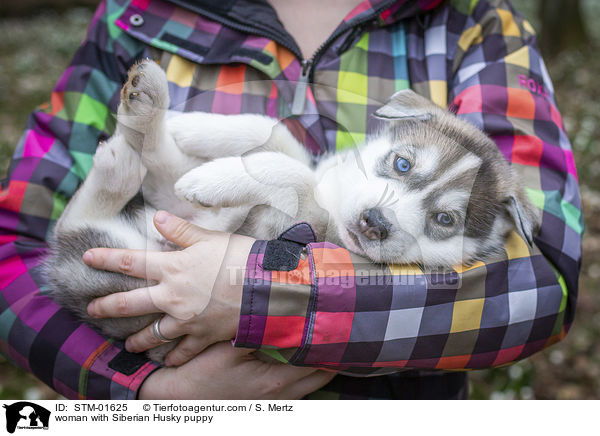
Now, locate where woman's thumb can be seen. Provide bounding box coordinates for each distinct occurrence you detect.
[153,210,207,248]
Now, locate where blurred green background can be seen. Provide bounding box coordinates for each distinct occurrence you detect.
[0,0,598,400]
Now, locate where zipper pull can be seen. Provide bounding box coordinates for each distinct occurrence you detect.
[291,59,311,116]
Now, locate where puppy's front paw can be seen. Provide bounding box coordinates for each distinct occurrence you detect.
[174,168,216,208]
[174,158,246,209]
[118,59,169,120]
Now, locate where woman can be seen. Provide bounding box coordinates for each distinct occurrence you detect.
[0,0,581,399]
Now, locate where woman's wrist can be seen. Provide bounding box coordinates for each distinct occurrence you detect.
[137,367,173,399]
[214,233,255,336]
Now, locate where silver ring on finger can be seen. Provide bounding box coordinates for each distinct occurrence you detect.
[152,316,174,343]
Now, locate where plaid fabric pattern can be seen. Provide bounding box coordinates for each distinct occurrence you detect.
[0,0,580,400]
[233,0,581,377]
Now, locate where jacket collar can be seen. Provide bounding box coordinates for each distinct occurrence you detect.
[114,0,444,82]
[165,0,301,56]
[163,0,446,57]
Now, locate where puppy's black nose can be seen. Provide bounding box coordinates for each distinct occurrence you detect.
[359,208,391,241]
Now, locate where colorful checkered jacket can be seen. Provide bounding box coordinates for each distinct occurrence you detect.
[0,0,581,399]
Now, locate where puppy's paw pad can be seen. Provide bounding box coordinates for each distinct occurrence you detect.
[119,59,169,115]
[93,141,119,170]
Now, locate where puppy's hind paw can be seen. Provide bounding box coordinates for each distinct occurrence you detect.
[92,140,118,171]
[118,59,170,119]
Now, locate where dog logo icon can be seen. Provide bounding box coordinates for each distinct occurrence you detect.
[2,402,50,433]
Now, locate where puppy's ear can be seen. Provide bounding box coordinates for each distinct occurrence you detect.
[503,189,541,246]
[373,89,438,121]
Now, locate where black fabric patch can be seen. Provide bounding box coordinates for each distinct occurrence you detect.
[233,47,273,65]
[162,33,210,56]
[108,349,151,375]
[262,240,304,271]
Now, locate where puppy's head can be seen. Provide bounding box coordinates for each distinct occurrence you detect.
[319,90,540,268]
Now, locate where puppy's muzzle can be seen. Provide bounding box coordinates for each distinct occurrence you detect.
[359,208,391,241]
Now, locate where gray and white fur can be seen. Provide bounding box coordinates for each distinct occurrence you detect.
[43,60,540,363]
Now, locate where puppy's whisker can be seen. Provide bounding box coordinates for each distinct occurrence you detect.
[374,185,394,208]
[375,185,390,208]
[375,185,398,209]
[386,197,399,207]
[382,186,396,205]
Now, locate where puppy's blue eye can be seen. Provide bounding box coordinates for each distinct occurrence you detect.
[436,212,453,226]
[394,157,411,173]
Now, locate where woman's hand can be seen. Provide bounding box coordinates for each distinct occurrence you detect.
[84,210,255,366]
[138,341,336,399]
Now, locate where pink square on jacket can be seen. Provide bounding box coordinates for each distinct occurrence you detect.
[455,86,482,115]
[262,316,305,348]
[311,312,354,345]
[0,255,27,289]
[492,344,525,366]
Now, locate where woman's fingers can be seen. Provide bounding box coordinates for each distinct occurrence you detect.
[125,314,185,353]
[279,370,337,399]
[87,285,160,318]
[271,359,326,382]
[248,355,336,399]
[83,247,163,281]
[163,335,213,366]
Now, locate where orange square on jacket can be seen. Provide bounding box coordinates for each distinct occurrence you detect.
[270,256,312,285]
[436,355,471,369]
[506,87,535,120]
[215,64,246,95]
[310,246,355,279]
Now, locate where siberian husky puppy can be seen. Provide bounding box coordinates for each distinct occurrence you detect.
[43,59,539,362]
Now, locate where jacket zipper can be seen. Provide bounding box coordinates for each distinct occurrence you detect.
[289,18,375,116]
[166,0,400,115]
[289,17,373,115]
[291,59,312,115]
[289,0,400,115]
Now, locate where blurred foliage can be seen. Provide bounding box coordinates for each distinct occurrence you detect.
[0,0,98,16]
[468,0,600,400]
[0,7,93,178]
[0,0,598,400]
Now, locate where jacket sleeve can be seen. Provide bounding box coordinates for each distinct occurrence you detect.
[0,0,159,399]
[233,1,581,374]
